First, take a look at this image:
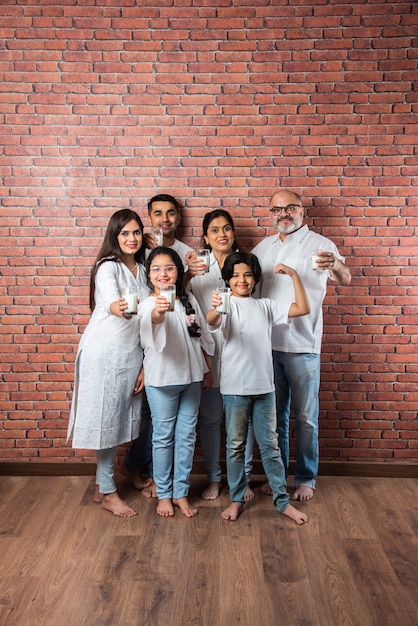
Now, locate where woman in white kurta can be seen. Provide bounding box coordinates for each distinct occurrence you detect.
[186,209,238,500]
[67,210,150,517]
[139,247,214,519]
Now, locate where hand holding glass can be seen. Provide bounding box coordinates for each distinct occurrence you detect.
[196,248,210,274]
[160,284,176,311]
[311,251,327,272]
[146,227,163,246]
[123,290,138,315]
[216,287,231,314]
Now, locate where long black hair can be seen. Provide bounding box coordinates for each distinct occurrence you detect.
[146,246,201,337]
[89,209,146,311]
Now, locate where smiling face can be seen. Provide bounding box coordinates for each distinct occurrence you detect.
[269,191,304,238]
[148,253,178,294]
[117,219,143,259]
[228,263,255,298]
[204,216,235,256]
[148,200,180,240]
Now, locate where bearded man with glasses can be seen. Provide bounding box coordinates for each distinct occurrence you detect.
[252,189,351,502]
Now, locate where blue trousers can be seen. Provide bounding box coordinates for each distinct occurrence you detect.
[146,382,201,500]
[273,351,320,489]
[223,392,290,513]
[199,386,223,483]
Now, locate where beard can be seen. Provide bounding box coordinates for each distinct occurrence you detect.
[275,215,303,235]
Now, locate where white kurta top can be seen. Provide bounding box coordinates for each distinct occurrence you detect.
[139,293,215,387]
[67,260,150,450]
[211,297,291,396]
[252,225,344,354]
[188,252,226,387]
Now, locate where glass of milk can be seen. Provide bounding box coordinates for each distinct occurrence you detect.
[216,287,231,314]
[151,228,163,246]
[123,290,138,315]
[196,248,210,274]
[161,284,176,311]
[311,250,326,271]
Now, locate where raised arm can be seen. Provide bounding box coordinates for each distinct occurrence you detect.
[273,263,310,318]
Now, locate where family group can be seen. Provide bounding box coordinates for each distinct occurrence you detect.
[67,189,351,524]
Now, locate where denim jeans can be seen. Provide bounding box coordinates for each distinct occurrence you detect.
[244,420,255,483]
[223,393,290,513]
[273,351,320,489]
[96,446,118,494]
[146,382,201,500]
[199,386,223,483]
[124,391,153,478]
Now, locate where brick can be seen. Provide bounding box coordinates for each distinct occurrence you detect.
[0,0,416,466]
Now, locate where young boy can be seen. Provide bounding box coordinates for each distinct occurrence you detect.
[207,251,310,524]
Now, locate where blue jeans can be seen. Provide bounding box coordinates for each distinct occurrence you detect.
[96,446,118,494]
[146,382,201,500]
[273,351,320,489]
[124,391,153,478]
[223,393,290,513]
[199,386,223,483]
[244,420,255,483]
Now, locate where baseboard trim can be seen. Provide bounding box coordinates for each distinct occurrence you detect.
[1,461,418,478]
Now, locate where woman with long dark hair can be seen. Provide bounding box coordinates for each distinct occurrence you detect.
[67,209,150,517]
[186,210,240,500]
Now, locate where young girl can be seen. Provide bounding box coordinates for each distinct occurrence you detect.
[67,210,150,517]
[207,251,310,524]
[139,247,214,518]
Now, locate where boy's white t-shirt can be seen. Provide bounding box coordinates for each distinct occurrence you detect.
[213,296,292,396]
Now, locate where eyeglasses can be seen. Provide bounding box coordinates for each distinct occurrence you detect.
[269,204,301,216]
[149,265,177,274]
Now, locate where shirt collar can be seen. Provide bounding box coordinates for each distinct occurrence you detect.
[275,224,309,245]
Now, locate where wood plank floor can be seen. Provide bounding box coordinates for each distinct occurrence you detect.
[0,473,417,626]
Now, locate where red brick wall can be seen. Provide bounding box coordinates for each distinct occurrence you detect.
[1,0,417,466]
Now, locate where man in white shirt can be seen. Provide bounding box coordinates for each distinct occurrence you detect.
[252,189,351,501]
[145,194,192,263]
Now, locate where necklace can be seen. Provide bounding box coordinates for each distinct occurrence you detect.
[125,262,137,274]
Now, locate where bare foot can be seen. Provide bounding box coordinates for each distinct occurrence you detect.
[291,485,314,502]
[101,492,137,517]
[94,485,104,503]
[281,504,309,525]
[119,465,153,490]
[244,484,255,502]
[221,502,244,521]
[201,481,221,500]
[142,479,157,498]
[156,498,175,517]
[173,497,198,518]
[261,481,273,496]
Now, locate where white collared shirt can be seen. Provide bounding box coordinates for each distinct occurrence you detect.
[252,225,344,354]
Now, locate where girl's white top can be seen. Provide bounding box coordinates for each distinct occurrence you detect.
[139,293,215,387]
[188,251,226,387]
[211,296,292,396]
[67,260,150,450]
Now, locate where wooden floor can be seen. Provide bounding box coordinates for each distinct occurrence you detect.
[1,473,417,626]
